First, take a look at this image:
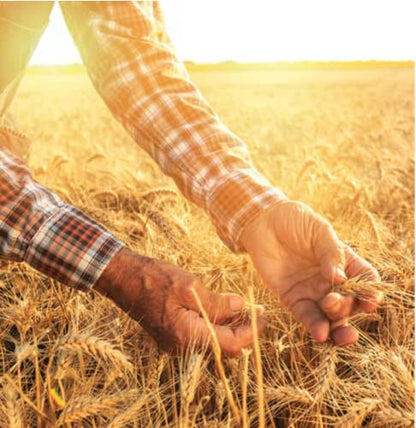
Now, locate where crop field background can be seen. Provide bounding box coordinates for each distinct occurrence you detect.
[0,64,414,427]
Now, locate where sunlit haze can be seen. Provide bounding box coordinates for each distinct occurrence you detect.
[30,0,415,65]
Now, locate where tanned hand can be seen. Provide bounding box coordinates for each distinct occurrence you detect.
[95,248,265,357]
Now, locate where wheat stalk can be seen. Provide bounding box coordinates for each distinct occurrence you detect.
[364,209,382,244]
[57,393,127,425]
[58,333,134,372]
[107,392,150,428]
[180,352,205,424]
[143,204,188,240]
[248,286,265,428]
[296,159,318,186]
[264,385,313,405]
[140,187,178,200]
[313,344,337,403]
[190,288,242,425]
[334,399,379,427]
[241,348,251,428]
[374,405,414,427]
[1,382,24,428]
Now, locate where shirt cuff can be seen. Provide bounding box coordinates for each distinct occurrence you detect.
[206,169,287,253]
[24,205,125,291]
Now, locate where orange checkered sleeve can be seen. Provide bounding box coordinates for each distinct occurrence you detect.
[60,1,287,252]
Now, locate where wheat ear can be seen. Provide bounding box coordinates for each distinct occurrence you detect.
[58,334,133,372]
[248,286,265,428]
[190,288,242,425]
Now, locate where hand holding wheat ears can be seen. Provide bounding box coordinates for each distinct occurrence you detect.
[241,199,383,346]
[96,198,383,355]
[95,249,266,357]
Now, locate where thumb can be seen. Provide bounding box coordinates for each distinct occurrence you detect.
[314,221,347,284]
[190,280,245,323]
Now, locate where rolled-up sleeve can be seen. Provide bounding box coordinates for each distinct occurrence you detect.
[0,146,124,290]
[60,1,287,252]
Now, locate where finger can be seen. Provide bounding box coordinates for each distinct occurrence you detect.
[180,308,266,357]
[320,292,356,321]
[218,318,267,357]
[313,221,347,284]
[188,280,245,323]
[330,317,348,330]
[320,291,383,321]
[344,248,383,312]
[344,247,381,282]
[356,290,384,312]
[291,299,330,342]
[279,273,331,310]
[329,317,359,346]
[331,324,359,346]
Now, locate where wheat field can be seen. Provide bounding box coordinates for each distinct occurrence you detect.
[0,65,414,427]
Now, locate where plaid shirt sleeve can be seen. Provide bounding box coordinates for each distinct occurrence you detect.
[60,1,287,253]
[0,143,124,291]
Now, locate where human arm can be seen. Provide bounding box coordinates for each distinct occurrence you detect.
[59,1,287,253]
[0,1,54,115]
[59,1,382,345]
[0,144,262,355]
[0,144,124,290]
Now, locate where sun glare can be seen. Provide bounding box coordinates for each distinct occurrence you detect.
[30,0,414,66]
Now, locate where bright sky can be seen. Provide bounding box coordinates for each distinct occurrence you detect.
[30,0,415,65]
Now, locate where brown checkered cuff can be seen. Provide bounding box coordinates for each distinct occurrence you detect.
[24,205,125,291]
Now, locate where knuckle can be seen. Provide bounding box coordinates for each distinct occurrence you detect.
[181,277,200,300]
[226,344,241,358]
[316,217,333,237]
[279,293,291,308]
[279,291,297,310]
[188,277,202,294]
[172,323,189,348]
[206,290,218,310]
[294,200,315,217]
[181,281,195,296]
[190,276,202,287]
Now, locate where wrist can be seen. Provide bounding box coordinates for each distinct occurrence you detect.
[94,247,126,297]
[206,169,287,253]
[95,248,148,301]
[240,199,289,252]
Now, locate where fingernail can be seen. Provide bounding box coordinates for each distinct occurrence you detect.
[230,295,244,313]
[325,293,341,310]
[255,304,265,315]
[335,267,348,281]
[330,318,348,330]
[376,291,384,303]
